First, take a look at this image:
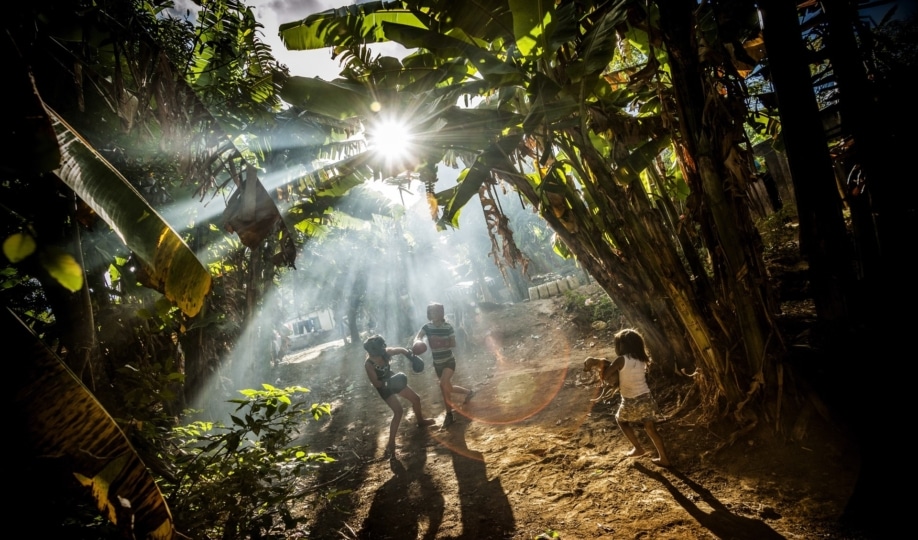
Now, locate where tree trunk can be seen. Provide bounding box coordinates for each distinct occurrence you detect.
[802,3,913,533]
[757,0,855,327]
[182,221,214,401]
[657,0,785,414]
[501,138,719,384]
[821,0,890,287]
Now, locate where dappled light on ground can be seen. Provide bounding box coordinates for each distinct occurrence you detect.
[271,287,859,539]
[463,369,573,425]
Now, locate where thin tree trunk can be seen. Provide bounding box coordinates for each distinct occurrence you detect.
[757,0,855,327]
[820,0,885,287]
[35,188,111,399]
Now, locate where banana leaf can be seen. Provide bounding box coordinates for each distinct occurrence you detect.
[279,1,427,50]
[383,23,520,78]
[50,109,211,318]
[441,134,522,227]
[10,306,175,539]
[508,0,555,58]
[280,76,374,120]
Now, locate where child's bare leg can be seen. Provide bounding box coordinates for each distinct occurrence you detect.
[645,421,670,466]
[440,368,469,412]
[617,420,647,457]
[384,396,404,455]
[403,388,423,419]
[401,388,434,427]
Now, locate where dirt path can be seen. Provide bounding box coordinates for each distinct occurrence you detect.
[274,293,860,540]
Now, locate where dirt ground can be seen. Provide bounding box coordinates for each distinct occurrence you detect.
[274,286,862,540]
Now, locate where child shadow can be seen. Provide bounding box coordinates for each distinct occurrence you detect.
[445,423,517,540]
[358,430,445,540]
[634,462,785,539]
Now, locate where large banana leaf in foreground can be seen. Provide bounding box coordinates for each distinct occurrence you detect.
[10,306,175,539]
[50,109,211,317]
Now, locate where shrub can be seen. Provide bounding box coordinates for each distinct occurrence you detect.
[561,287,621,323]
[161,384,333,539]
[755,203,798,252]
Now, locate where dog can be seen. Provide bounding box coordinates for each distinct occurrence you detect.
[583,356,621,402]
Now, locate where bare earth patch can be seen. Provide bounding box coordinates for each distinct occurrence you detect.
[275,289,860,540]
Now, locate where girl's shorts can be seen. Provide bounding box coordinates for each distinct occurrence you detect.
[376,384,395,400]
[616,392,663,423]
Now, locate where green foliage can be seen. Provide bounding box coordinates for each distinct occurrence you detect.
[49,111,211,316]
[755,203,798,253]
[1,231,82,293]
[38,247,84,292]
[561,287,621,323]
[2,232,36,262]
[279,1,427,51]
[161,384,334,539]
[10,306,177,540]
[188,0,288,135]
[3,228,83,292]
[113,355,184,419]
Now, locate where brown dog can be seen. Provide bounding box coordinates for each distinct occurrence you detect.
[583,356,621,402]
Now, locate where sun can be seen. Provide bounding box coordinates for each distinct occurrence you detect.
[366,116,417,174]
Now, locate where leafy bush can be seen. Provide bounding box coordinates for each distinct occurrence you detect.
[162,384,333,539]
[561,287,621,323]
[755,203,798,252]
[589,292,621,322]
[560,288,587,311]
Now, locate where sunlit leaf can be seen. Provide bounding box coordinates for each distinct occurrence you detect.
[442,135,522,227]
[3,233,37,263]
[613,135,672,182]
[509,0,555,58]
[568,2,629,83]
[552,234,573,259]
[73,455,131,525]
[39,248,83,292]
[279,1,427,51]
[48,108,211,317]
[280,77,372,120]
[384,23,520,79]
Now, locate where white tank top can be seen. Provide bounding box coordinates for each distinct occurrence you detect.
[619,355,650,398]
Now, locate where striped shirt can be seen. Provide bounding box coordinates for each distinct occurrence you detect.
[421,322,455,365]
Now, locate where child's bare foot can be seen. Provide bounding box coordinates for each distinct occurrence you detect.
[625,447,647,458]
[383,443,397,459]
[651,457,671,467]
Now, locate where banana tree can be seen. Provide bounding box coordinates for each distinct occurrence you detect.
[3,53,189,538]
[10,306,176,539]
[278,0,787,419]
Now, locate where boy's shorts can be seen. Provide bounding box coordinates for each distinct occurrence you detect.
[434,358,457,378]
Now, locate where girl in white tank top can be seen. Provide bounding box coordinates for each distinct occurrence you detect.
[609,329,671,467]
